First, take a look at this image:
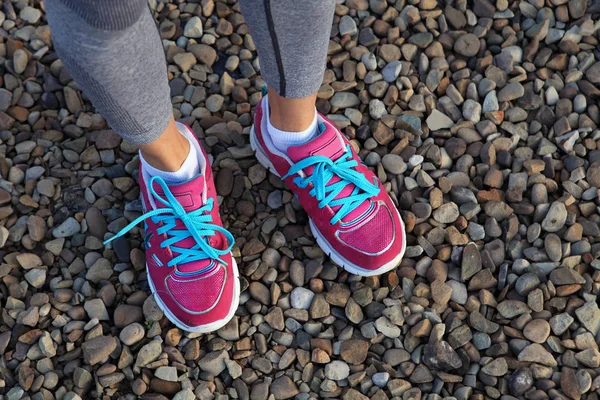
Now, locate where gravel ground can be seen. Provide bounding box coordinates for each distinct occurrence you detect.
[0,0,600,399]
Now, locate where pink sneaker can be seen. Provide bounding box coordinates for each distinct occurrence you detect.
[106,123,239,333]
[250,97,406,276]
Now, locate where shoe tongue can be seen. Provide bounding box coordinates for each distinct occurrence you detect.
[151,175,205,213]
[151,175,216,274]
[286,119,372,224]
[287,121,347,163]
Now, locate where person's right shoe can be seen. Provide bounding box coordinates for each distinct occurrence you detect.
[106,122,239,333]
[250,96,406,276]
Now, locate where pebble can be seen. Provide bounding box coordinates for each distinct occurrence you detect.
[481,358,508,376]
[183,16,203,38]
[13,49,28,74]
[81,336,117,365]
[497,83,524,102]
[454,33,480,56]
[325,360,350,380]
[270,376,299,400]
[24,268,46,288]
[20,6,41,24]
[330,92,360,108]
[136,340,163,368]
[339,15,358,36]
[119,322,145,346]
[381,154,406,174]
[290,287,315,310]
[433,202,459,223]
[84,299,109,321]
[523,319,551,343]
[518,343,557,367]
[423,341,462,370]
[541,202,567,232]
[426,109,454,130]
[510,368,533,395]
[52,217,80,238]
[155,366,178,382]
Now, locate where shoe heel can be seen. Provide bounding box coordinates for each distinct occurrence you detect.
[250,126,281,178]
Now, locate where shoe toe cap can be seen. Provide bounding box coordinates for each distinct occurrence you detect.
[166,265,227,315]
[338,202,397,255]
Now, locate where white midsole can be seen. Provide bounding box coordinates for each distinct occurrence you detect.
[250,126,406,276]
[147,258,240,333]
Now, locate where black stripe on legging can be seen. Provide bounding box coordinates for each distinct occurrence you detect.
[264,0,286,96]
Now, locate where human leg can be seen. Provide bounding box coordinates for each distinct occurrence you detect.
[45,0,195,176]
[238,0,335,150]
[45,0,238,332]
[240,0,407,274]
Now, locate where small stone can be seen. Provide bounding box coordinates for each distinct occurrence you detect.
[575,302,600,336]
[469,311,499,333]
[422,341,462,371]
[561,368,581,400]
[454,34,480,57]
[24,268,46,288]
[498,83,525,102]
[427,110,454,130]
[339,15,358,36]
[290,287,315,310]
[497,300,530,318]
[510,368,533,395]
[82,336,117,365]
[270,376,299,400]
[549,313,574,335]
[541,202,567,232]
[381,154,406,174]
[206,94,224,112]
[372,372,390,388]
[518,343,557,367]
[575,348,600,368]
[52,217,80,238]
[155,366,178,382]
[114,304,143,328]
[84,298,109,321]
[433,202,459,223]
[369,99,386,119]
[20,6,42,23]
[13,49,28,74]
[325,360,350,380]
[481,358,508,376]
[123,341,149,369]
[375,317,401,338]
[183,16,203,38]
[340,340,369,365]
[461,243,482,280]
[330,92,360,108]
[119,323,145,346]
[198,350,229,375]
[38,332,56,358]
[523,319,550,343]
[462,99,481,123]
[515,273,540,296]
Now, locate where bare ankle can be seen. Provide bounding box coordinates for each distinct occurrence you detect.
[139,117,190,172]
[268,87,317,132]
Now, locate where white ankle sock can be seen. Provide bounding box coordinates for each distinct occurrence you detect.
[265,98,319,153]
[140,127,201,184]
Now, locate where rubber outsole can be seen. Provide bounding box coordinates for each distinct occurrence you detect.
[250,126,406,277]
[147,258,240,333]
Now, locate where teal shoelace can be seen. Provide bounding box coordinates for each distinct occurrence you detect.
[282,144,380,225]
[104,176,234,267]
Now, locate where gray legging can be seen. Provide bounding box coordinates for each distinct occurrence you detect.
[45,0,335,145]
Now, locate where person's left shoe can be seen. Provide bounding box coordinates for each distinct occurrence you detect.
[250,96,406,276]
